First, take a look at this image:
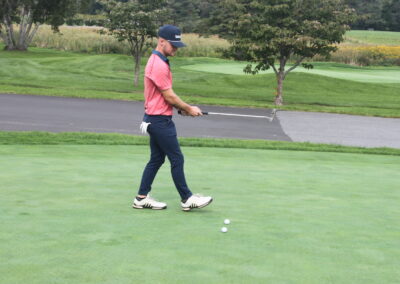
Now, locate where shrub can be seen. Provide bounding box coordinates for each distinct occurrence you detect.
[315,45,400,66]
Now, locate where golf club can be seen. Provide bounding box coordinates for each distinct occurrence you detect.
[178,109,277,122]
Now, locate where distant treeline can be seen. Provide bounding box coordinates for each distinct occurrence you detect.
[346,0,400,31]
[75,0,400,32]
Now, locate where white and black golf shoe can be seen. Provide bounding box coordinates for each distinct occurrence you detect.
[181,194,213,211]
[132,195,167,210]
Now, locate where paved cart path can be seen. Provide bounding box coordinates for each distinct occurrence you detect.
[1,94,399,148]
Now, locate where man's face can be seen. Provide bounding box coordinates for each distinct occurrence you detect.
[160,39,178,57]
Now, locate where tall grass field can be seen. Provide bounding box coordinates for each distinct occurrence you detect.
[2,26,398,64]
[30,25,229,58]
[20,26,399,65]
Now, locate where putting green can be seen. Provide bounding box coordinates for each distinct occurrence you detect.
[1,145,399,283]
[182,62,400,83]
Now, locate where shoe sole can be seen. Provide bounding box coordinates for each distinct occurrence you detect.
[132,204,167,210]
[182,198,213,211]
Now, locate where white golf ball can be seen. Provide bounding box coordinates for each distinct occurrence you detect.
[224,219,230,225]
[221,227,228,233]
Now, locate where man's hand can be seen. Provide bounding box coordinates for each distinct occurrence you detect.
[187,106,203,116]
[161,88,203,116]
[179,106,203,116]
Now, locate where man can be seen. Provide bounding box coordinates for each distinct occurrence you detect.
[132,25,213,211]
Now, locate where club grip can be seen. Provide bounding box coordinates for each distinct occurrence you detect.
[178,110,208,115]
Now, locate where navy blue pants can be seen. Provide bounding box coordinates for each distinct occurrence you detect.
[138,114,193,200]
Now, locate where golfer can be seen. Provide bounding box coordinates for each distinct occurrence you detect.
[133,25,213,211]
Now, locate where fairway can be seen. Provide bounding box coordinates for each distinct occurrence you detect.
[1,145,399,283]
[182,61,400,83]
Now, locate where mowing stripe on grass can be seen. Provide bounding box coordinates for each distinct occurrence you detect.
[181,62,400,83]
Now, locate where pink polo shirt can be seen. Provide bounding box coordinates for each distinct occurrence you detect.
[144,53,173,115]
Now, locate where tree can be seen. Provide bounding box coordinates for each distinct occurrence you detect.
[101,0,168,87]
[382,0,400,31]
[79,0,104,14]
[205,0,355,105]
[0,0,86,51]
[345,0,385,30]
[168,0,201,33]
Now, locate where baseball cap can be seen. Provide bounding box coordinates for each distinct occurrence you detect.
[158,25,187,48]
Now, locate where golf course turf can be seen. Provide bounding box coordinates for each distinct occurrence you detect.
[1,144,399,283]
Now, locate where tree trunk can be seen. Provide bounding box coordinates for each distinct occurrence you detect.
[24,23,39,50]
[131,38,146,87]
[0,29,5,45]
[271,56,304,106]
[2,5,38,51]
[275,72,284,106]
[18,6,28,48]
[2,15,16,50]
[134,52,141,87]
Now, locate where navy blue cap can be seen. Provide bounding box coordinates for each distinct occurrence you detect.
[158,25,186,48]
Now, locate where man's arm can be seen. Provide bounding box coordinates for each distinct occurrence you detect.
[161,88,202,116]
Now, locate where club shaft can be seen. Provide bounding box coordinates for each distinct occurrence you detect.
[178,109,276,120]
[205,112,272,119]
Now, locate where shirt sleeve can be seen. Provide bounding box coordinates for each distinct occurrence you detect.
[147,64,172,91]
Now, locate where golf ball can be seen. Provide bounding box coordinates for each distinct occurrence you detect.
[224,219,230,225]
[221,227,228,233]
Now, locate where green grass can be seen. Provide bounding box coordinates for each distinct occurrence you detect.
[1,144,399,283]
[1,45,400,117]
[345,30,400,46]
[1,131,399,156]
[182,61,400,83]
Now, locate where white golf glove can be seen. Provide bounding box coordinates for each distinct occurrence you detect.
[140,121,151,134]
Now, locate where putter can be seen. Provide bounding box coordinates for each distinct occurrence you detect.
[178,109,277,122]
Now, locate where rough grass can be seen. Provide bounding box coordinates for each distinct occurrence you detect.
[1,131,399,156]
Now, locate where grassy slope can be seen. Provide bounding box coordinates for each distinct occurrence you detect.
[344,30,400,45]
[0,45,399,117]
[1,145,399,283]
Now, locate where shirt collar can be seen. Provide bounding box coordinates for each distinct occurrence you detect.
[152,50,169,66]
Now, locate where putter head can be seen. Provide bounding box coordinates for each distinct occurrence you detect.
[267,109,277,122]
